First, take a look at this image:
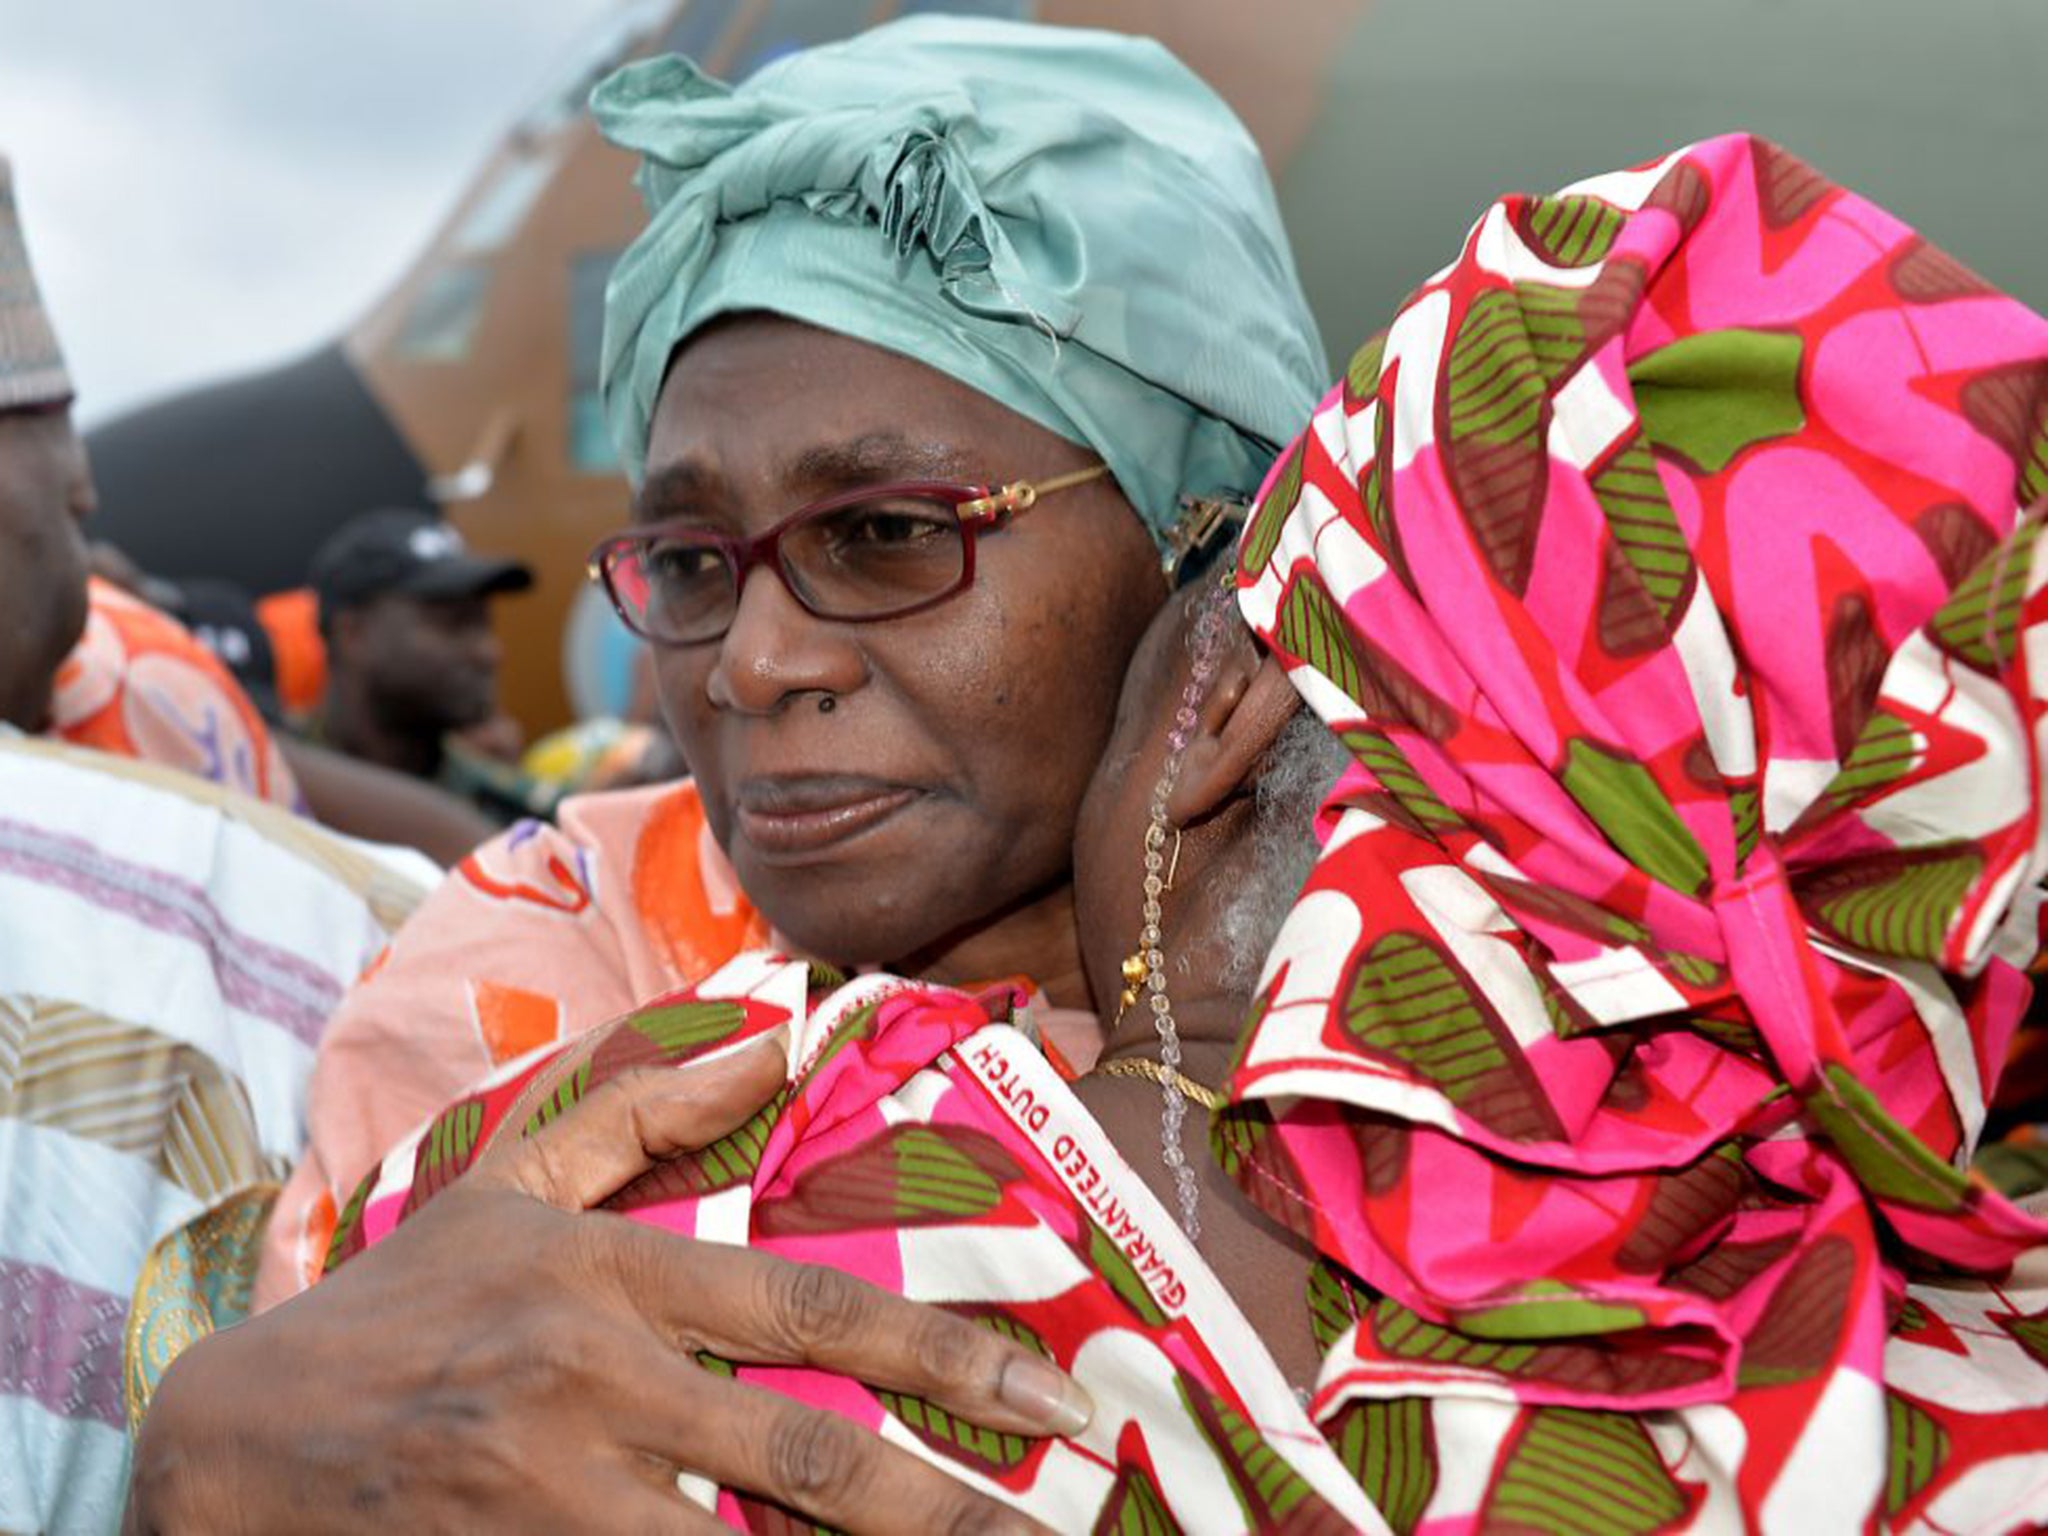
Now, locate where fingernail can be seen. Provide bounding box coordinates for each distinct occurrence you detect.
[650,1026,789,1101]
[691,1024,790,1074]
[997,1354,1093,1437]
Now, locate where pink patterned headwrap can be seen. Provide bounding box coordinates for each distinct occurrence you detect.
[1225,132,2048,1430]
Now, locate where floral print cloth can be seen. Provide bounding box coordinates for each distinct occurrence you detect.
[332,953,2048,1534]
[254,778,769,1308]
[50,579,300,809]
[1227,132,2048,1530]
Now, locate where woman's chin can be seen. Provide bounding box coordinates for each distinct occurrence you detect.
[732,831,944,969]
[754,894,924,973]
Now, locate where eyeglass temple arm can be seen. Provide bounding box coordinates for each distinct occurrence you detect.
[583,462,1118,581]
[959,462,1111,522]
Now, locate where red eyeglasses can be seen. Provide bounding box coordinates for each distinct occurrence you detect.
[587,463,1108,645]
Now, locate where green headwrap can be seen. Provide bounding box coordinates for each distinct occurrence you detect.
[593,16,1327,552]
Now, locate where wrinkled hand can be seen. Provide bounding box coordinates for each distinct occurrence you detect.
[125,1034,1084,1533]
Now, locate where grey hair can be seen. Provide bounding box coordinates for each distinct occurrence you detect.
[1213,704,1351,994]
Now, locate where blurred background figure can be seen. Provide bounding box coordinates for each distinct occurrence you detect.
[307,506,547,821]
[254,585,329,721]
[81,541,284,726]
[1,152,303,809]
[4,152,503,869]
[169,576,286,722]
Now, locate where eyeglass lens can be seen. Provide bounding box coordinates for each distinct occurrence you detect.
[612,492,971,642]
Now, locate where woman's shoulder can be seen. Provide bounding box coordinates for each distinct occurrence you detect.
[457,779,707,902]
[552,776,704,839]
[49,578,300,806]
[445,776,765,998]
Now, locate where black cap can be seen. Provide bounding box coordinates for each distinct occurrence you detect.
[310,509,533,622]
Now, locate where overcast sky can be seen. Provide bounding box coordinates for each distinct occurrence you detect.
[0,0,618,424]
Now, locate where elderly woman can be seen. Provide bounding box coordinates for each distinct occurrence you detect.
[127,16,1325,1534]
[249,17,1324,1303]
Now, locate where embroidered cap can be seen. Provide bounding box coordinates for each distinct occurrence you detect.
[0,156,72,413]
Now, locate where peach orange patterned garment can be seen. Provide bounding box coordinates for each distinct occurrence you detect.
[253,778,767,1306]
[48,579,300,808]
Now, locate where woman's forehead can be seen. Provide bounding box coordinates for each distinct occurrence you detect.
[648,319,1057,488]
[663,314,1019,425]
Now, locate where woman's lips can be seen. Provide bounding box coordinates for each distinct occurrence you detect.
[733,779,922,858]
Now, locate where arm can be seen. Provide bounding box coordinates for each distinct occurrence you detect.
[280,734,497,866]
[256,810,643,1306]
[130,1040,1081,1534]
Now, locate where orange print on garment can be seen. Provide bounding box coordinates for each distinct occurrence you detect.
[469,979,563,1066]
[455,833,595,916]
[298,1189,338,1293]
[631,782,768,980]
[51,580,299,806]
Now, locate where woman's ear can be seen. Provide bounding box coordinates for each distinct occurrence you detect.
[1165,633,1299,826]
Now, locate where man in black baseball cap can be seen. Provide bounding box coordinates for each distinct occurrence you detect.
[309,508,534,797]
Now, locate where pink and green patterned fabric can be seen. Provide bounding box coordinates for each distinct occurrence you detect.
[328,953,2048,1534]
[1227,132,2048,1527]
[328,956,1386,1534]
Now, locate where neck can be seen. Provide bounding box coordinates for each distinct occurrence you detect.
[320,675,442,779]
[1098,992,1246,1086]
[1096,877,1257,1069]
[892,878,1091,1012]
[1072,945,1317,1391]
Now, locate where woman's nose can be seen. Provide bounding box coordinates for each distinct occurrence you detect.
[705,562,866,714]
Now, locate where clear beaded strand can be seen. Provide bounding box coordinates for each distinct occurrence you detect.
[1138,582,1231,1240]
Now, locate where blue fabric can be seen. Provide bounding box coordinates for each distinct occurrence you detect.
[593,16,1326,550]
